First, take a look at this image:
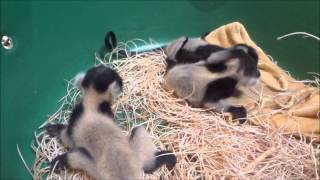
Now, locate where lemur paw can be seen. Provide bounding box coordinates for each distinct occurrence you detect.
[228,106,247,124]
[45,124,66,137]
[50,153,69,173]
[156,150,177,171]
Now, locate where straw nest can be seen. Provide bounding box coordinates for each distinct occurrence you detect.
[31,40,320,180]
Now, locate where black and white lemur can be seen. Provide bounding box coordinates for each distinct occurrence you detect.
[45,65,177,179]
[163,36,260,123]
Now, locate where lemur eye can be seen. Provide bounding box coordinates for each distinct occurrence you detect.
[255,71,261,78]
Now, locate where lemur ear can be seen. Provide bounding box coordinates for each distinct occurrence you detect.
[165,36,187,59]
[233,44,250,53]
[109,81,122,100]
[201,31,210,40]
[74,72,86,89]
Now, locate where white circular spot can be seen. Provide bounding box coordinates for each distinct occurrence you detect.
[1,35,13,50]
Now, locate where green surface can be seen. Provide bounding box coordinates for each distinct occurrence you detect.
[1,0,319,179]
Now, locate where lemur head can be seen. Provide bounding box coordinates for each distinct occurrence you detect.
[232,44,260,87]
[74,65,123,104]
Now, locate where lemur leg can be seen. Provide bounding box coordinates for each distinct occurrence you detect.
[206,49,236,64]
[202,77,247,123]
[129,126,177,174]
[204,101,247,124]
[143,150,177,174]
[227,106,247,124]
[50,147,99,176]
[45,124,73,148]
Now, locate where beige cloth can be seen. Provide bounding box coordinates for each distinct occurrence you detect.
[204,22,320,141]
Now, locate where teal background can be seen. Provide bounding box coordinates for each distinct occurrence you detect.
[1,0,319,179]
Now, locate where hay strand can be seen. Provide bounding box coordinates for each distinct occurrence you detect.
[17,144,34,178]
[242,146,277,172]
[277,32,320,41]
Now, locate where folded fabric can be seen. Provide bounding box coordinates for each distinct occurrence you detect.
[204,22,319,141]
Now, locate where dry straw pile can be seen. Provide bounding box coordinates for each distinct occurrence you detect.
[31,41,319,180]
